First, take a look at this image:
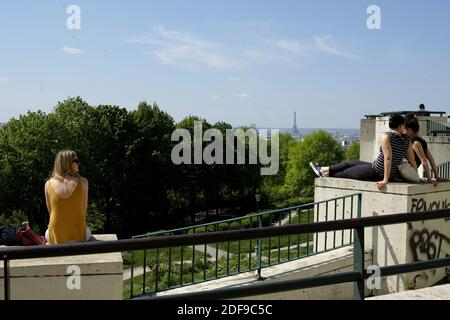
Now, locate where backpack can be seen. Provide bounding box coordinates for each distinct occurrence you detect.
[0,226,22,246]
[16,222,47,246]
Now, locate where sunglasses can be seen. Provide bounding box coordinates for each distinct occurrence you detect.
[72,159,80,164]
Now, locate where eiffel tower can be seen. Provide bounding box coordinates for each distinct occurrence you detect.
[292,112,300,139]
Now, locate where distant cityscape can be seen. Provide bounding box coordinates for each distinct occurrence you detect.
[1,115,361,150]
[250,112,360,149]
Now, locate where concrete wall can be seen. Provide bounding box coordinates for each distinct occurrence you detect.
[0,235,123,300]
[360,118,376,162]
[315,178,450,295]
[156,247,373,300]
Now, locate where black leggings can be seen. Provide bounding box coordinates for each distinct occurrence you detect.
[329,160,383,182]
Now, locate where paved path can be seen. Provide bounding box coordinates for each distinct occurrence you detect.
[194,244,230,261]
[123,242,311,281]
[124,210,308,281]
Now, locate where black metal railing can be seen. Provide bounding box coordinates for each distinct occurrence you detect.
[427,120,450,137]
[1,208,450,300]
[127,194,361,297]
[433,160,450,180]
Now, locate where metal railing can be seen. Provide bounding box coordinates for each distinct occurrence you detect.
[126,194,361,298]
[427,120,450,137]
[1,208,450,300]
[433,160,450,180]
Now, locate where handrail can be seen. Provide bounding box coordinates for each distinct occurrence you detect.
[427,119,450,137]
[433,160,450,179]
[1,209,449,260]
[133,193,362,238]
[2,208,450,301]
[140,257,450,300]
[129,193,361,296]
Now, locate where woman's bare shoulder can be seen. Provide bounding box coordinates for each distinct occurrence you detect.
[80,176,89,185]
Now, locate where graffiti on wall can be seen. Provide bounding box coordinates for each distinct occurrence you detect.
[409,228,450,261]
[411,197,450,213]
[408,196,450,287]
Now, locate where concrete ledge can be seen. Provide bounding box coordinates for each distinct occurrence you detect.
[315,178,450,294]
[156,247,373,300]
[0,234,123,300]
[368,284,450,300]
[315,177,450,196]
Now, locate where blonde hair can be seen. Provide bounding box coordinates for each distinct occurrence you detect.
[51,150,78,180]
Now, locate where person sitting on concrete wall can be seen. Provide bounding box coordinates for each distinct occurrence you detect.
[404,114,440,186]
[44,150,91,244]
[310,114,418,191]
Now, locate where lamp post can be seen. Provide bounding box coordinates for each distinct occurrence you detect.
[255,194,261,213]
[255,194,263,280]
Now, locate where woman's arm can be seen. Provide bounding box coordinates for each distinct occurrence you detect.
[377,133,391,191]
[426,148,440,180]
[407,142,418,170]
[412,141,431,180]
[44,181,52,215]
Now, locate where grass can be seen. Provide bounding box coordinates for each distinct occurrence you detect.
[122,210,315,269]
[121,207,354,299]
[122,247,211,269]
[122,243,314,299]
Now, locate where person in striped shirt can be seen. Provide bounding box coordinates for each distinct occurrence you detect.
[310,114,417,191]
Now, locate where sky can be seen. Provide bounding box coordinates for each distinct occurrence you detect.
[0,0,449,129]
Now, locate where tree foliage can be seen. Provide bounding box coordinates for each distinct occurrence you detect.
[285,131,344,197]
[0,99,346,238]
[344,140,360,162]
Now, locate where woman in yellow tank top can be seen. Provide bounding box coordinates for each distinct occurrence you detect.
[44,150,91,245]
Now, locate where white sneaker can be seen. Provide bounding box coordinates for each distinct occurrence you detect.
[309,162,323,178]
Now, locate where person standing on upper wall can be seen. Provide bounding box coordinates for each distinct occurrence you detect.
[418,104,431,116]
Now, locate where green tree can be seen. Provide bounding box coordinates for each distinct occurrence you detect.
[126,102,176,235]
[344,141,360,162]
[0,111,64,232]
[285,131,344,197]
[260,133,296,203]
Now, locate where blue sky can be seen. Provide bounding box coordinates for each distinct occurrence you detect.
[1,0,449,128]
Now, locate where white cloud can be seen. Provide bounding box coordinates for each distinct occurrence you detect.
[212,95,221,100]
[228,76,240,82]
[129,25,242,70]
[275,39,309,56]
[268,36,361,62]
[238,93,252,99]
[313,36,361,61]
[61,46,83,55]
[0,76,9,82]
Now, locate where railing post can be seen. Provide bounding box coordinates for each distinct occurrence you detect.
[3,255,11,301]
[130,251,134,299]
[353,227,365,300]
[256,215,263,280]
[357,193,362,218]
